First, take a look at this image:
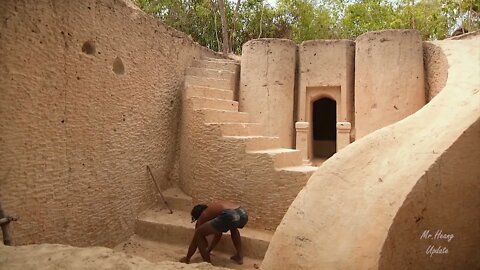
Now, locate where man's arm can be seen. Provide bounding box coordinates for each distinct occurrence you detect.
[181,207,217,263]
[182,234,198,263]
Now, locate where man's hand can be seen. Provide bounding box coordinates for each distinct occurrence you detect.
[179,256,190,264]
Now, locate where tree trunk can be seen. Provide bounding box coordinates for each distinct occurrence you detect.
[218,0,230,54]
[230,0,241,53]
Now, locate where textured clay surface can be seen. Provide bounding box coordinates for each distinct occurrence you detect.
[423,42,449,101]
[355,30,426,138]
[0,0,215,247]
[262,39,480,269]
[239,39,296,148]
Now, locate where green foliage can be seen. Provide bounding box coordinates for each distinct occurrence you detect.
[341,0,401,38]
[134,0,480,53]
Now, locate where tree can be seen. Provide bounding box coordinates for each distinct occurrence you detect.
[218,0,230,54]
[134,0,480,54]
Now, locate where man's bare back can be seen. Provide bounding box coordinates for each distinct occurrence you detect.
[196,201,240,222]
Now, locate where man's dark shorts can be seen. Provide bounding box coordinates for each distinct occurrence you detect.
[211,207,248,233]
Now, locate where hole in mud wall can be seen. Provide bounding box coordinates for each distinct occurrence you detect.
[81,41,96,55]
[113,57,125,75]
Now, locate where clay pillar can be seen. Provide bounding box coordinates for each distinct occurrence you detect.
[355,30,425,138]
[295,122,309,163]
[239,39,296,148]
[336,122,351,150]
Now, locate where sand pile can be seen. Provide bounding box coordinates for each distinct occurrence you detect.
[0,244,227,270]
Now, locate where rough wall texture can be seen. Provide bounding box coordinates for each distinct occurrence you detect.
[262,39,480,269]
[423,42,449,101]
[0,0,215,247]
[355,30,426,139]
[239,39,297,148]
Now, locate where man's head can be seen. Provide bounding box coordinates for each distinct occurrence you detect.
[191,204,208,223]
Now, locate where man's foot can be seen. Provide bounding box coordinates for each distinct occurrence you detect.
[230,254,243,265]
[179,256,190,264]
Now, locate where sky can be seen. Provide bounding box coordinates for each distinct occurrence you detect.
[266,0,277,6]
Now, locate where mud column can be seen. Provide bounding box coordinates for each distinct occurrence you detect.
[336,122,351,150]
[355,30,425,138]
[295,122,309,163]
[239,39,296,148]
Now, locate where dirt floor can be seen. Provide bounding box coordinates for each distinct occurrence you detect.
[0,243,230,270]
[115,235,262,270]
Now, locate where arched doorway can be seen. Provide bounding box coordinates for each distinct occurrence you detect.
[312,97,336,159]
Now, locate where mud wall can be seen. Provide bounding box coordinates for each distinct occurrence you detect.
[297,40,355,123]
[0,0,215,247]
[355,30,426,139]
[239,39,296,148]
[297,40,355,157]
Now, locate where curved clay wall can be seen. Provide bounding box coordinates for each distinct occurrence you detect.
[239,39,296,148]
[378,118,480,269]
[0,0,215,247]
[355,30,426,138]
[262,39,479,269]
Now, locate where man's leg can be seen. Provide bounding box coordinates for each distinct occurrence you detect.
[208,233,222,253]
[195,222,221,263]
[230,228,243,264]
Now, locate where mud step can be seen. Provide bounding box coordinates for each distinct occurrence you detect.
[185,75,234,91]
[279,165,318,174]
[206,122,266,136]
[184,85,234,100]
[224,136,280,151]
[202,57,238,63]
[186,67,236,81]
[190,97,239,111]
[156,187,193,213]
[198,109,250,123]
[192,60,239,72]
[248,148,303,168]
[135,208,272,259]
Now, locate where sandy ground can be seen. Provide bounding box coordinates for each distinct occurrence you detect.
[115,235,262,270]
[0,243,229,270]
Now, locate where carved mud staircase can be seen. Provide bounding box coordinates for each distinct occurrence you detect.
[184,59,307,163]
[116,57,317,269]
[180,57,318,230]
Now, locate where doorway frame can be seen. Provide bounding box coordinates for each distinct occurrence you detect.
[305,86,341,160]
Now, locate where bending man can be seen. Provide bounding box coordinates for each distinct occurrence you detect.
[180,201,248,265]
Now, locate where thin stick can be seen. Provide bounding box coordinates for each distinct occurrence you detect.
[147,165,173,214]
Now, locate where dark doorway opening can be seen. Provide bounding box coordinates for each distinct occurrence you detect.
[312,98,336,158]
